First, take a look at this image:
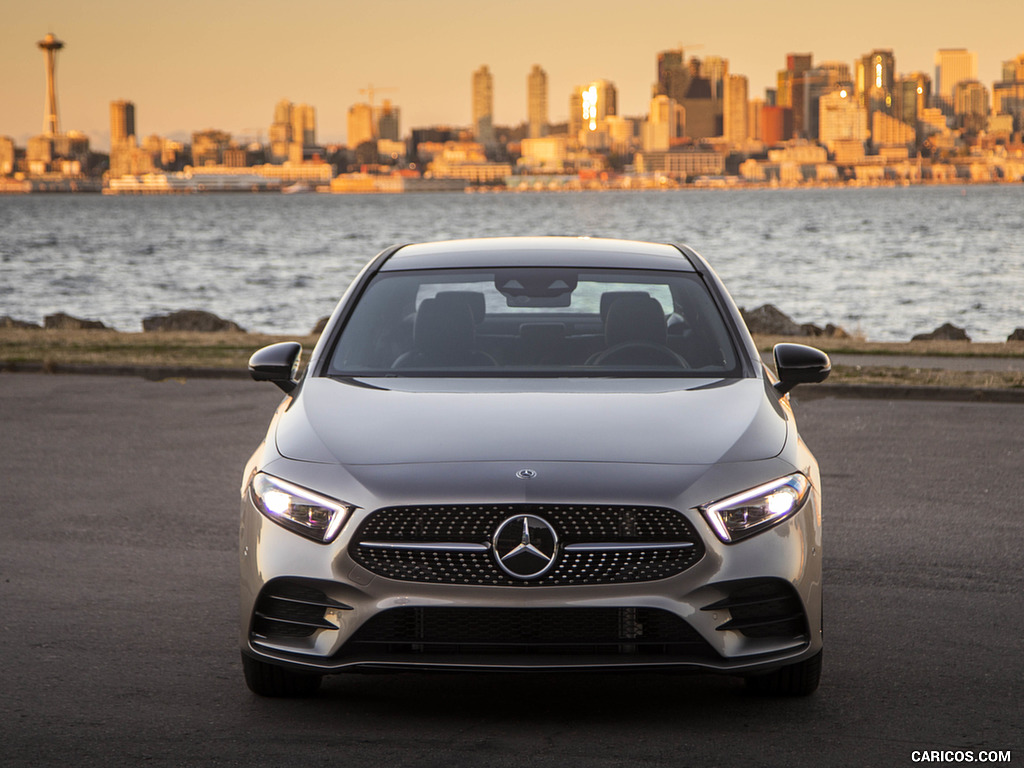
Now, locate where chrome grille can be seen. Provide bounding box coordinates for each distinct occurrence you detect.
[349,504,705,586]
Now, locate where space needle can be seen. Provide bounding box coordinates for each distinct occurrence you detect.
[38,32,65,136]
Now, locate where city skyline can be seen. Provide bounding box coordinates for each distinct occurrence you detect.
[4,0,1022,150]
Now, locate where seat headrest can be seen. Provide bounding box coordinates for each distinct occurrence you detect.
[433,291,486,324]
[605,295,667,347]
[414,297,476,354]
[600,291,652,321]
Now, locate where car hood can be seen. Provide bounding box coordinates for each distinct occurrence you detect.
[274,376,789,467]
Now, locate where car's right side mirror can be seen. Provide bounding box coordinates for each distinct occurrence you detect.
[773,343,831,395]
[249,342,302,394]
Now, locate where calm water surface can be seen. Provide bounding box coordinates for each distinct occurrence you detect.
[1,186,1022,341]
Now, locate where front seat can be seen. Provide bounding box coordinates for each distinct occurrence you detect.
[392,295,496,368]
[587,294,688,367]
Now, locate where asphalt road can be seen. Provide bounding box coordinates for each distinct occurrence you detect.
[1,374,1021,767]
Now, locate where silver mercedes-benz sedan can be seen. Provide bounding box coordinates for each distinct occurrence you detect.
[240,236,831,697]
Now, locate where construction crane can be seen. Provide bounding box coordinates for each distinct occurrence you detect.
[358,84,398,109]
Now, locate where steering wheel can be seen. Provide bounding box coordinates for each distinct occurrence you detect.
[587,342,690,368]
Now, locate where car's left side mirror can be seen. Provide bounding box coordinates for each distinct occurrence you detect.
[248,342,302,394]
[773,343,831,395]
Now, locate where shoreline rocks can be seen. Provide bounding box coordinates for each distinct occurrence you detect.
[142,310,245,333]
[912,323,971,342]
[44,312,109,330]
[2,315,43,329]
[2,306,1021,343]
[739,304,850,338]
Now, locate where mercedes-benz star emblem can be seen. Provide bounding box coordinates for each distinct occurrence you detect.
[492,514,558,580]
[515,469,537,479]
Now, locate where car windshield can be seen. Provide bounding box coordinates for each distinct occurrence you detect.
[326,267,742,377]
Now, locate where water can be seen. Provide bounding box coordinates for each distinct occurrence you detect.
[1,186,1022,341]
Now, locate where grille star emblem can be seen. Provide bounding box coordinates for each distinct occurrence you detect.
[492,514,558,579]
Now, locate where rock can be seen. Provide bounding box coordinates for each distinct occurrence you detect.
[824,323,850,339]
[911,322,971,342]
[142,309,245,333]
[740,304,805,336]
[0,315,42,329]
[44,312,108,330]
[311,316,330,335]
[1008,328,1024,342]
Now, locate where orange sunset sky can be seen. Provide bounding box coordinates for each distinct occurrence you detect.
[4,0,1022,150]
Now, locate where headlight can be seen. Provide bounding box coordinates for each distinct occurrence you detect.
[700,473,810,543]
[249,473,353,543]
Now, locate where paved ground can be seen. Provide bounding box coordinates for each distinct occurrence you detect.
[0,374,1021,767]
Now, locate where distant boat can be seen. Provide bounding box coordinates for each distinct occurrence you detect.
[281,182,313,195]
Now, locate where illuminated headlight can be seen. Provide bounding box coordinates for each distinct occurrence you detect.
[249,473,353,543]
[700,474,810,543]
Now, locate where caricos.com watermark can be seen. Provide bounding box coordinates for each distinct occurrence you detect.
[911,751,1012,763]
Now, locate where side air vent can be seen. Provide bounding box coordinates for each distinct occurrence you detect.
[702,579,809,640]
[250,580,351,641]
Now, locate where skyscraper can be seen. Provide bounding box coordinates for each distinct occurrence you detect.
[723,74,748,145]
[657,49,689,104]
[377,100,400,142]
[570,80,617,148]
[857,49,896,121]
[472,65,495,147]
[110,100,135,147]
[778,54,812,138]
[527,65,548,139]
[953,81,989,133]
[270,100,294,162]
[935,49,977,116]
[292,104,316,147]
[347,103,375,148]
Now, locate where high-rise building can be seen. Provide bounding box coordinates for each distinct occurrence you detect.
[801,65,851,140]
[292,104,316,147]
[856,49,896,130]
[657,49,689,104]
[570,80,617,149]
[723,74,748,145]
[679,59,716,139]
[934,49,977,116]
[701,56,729,101]
[747,98,764,141]
[953,81,989,133]
[472,65,495,146]
[1002,53,1024,83]
[377,100,400,141]
[110,100,135,147]
[894,72,930,144]
[0,137,15,175]
[643,94,683,151]
[527,65,548,139]
[993,53,1024,131]
[819,87,868,150]
[347,103,376,148]
[778,54,813,138]
[270,100,294,162]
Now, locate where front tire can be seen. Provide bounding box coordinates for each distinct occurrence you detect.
[242,653,322,697]
[745,650,822,696]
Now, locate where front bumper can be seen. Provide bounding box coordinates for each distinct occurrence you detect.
[239,490,822,675]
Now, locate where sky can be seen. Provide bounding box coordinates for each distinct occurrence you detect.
[3,0,1023,151]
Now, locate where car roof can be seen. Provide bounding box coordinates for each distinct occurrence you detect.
[379,236,698,272]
